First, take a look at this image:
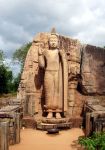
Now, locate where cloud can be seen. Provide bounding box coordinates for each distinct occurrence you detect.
[0,0,105,74]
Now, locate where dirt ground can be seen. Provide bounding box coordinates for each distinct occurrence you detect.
[10,128,84,150]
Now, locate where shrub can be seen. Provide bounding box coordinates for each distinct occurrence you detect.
[78,132,105,150]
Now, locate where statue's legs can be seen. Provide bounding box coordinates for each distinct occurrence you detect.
[44,71,62,118]
[44,71,54,112]
[54,71,62,119]
[53,71,59,111]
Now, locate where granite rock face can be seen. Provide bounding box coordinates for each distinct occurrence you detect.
[17,32,82,117]
[81,45,105,95]
[17,32,105,118]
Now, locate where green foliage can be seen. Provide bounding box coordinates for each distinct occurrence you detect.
[0,64,13,94]
[0,48,22,94]
[79,132,105,150]
[0,50,4,64]
[0,50,13,94]
[0,42,32,94]
[13,42,32,70]
[0,64,21,94]
[11,42,32,92]
[12,73,21,92]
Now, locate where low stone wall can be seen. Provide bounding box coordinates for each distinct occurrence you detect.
[0,105,22,150]
[0,121,9,150]
[84,99,105,136]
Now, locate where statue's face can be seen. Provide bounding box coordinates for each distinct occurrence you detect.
[49,35,58,49]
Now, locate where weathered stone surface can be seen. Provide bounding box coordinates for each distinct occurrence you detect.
[17,30,105,131]
[38,33,68,119]
[0,106,22,146]
[17,32,81,118]
[84,98,105,136]
[81,45,105,95]
[0,121,9,150]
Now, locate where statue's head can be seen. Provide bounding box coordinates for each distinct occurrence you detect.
[48,27,59,49]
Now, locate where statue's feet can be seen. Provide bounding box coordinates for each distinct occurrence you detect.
[47,112,53,119]
[56,113,61,119]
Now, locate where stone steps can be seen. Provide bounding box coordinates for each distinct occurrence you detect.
[36,122,72,130]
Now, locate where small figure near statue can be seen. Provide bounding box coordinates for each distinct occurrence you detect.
[38,28,68,119]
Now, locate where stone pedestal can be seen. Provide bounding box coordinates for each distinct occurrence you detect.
[36,117,72,130]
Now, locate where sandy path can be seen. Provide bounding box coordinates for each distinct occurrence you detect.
[10,128,84,150]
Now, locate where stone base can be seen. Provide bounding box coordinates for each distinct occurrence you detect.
[22,115,83,130]
[42,117,70,124]
[36,122,72,130]
[36,117,72,130]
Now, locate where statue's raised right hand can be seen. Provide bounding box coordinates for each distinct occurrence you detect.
[38,48,43,55]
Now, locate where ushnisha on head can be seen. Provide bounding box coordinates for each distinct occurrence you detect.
[48,28,59,49]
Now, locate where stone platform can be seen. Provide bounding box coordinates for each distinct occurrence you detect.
[36,122,72,130]
[36,117,72,130]
[41,118,70,124]
[22,116,82,130]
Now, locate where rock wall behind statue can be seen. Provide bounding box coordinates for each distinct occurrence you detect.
[81,45,105,95]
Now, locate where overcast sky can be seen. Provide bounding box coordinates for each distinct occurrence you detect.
[0,0,105,75]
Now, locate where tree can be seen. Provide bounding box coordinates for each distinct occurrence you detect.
[12,73,21,92]
[0,64,13,94]
[13,42,32,70]
[0,50,4,64]
[12,42,32,92]
[0,50,17,94]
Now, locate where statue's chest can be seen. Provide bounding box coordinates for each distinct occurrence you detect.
[45,50,59,60]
